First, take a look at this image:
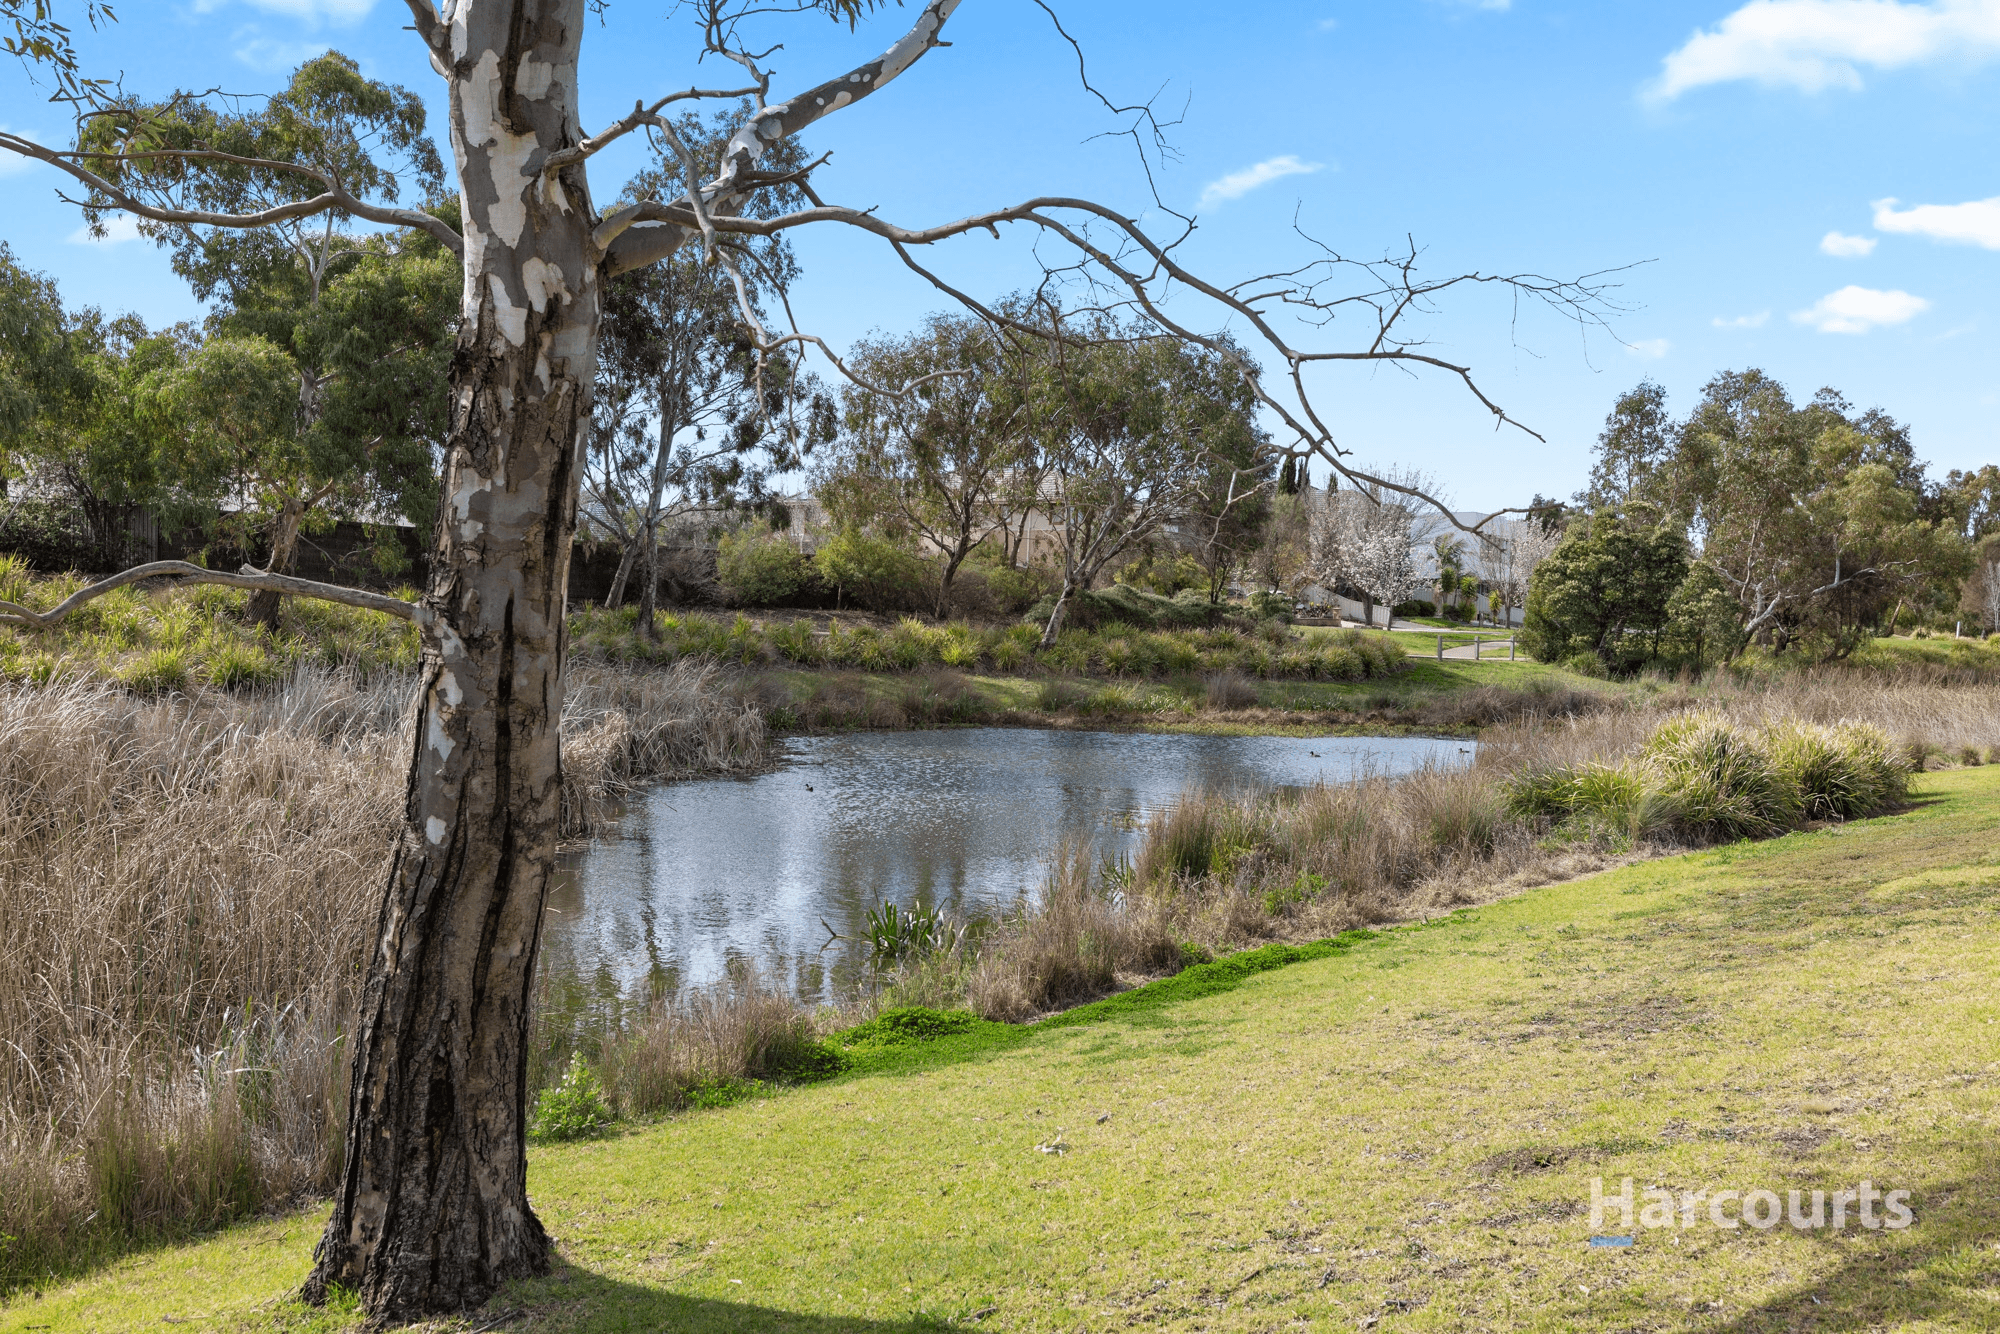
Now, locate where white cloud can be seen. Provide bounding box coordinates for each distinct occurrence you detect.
[1649,0,2000,101]
[1713,310,1772,328]
[0,126,47,177]
[67,213,143,246]
[1872,194,2000,248]
[232,29,335,71]
[193,0,375,24]
[1317,18,1339,31]
[1819,230,1877,256]
[1625,338,1672,358]
[1791,284,1930,332]
[1199,155,1326,208]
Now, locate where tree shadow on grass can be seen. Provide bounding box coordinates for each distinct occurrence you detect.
[1705,1145,2000,1332]
[491,1264,992,1334]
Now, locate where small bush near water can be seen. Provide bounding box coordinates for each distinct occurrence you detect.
[1504,712,1907,843]
[530,1054,616,1142]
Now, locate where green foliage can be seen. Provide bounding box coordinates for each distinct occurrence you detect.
[981,562,1048,615]
[715,529,809,606]
[837,1006,983,1052]
[812,528,936,613]
[1116,551,1208,597]
[1765,720,1908,820]
[1248,589,1292,621]
[856,899,962,970]
[570,605,1406,684]
[529,1053,615,1143]
[1520,511,1688,673]
[1659,561,1743,670]
[116,646,191,694]
[1642,712,1800,841]
[0,569,421,686]
[1591,370,1974,659]
[1508,712,1906,848]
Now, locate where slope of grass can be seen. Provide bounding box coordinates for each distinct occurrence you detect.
[12,765,1999,1333]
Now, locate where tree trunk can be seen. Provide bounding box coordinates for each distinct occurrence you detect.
[305,3,599,1319]
[1041,579,1076,647]
[604,534,639,608]
[637,518,661,639]
[246,495,306,631]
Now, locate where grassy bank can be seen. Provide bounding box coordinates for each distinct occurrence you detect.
[0,661,766,1286]
[11,762,2000,1332]
[5,657,1999,1293]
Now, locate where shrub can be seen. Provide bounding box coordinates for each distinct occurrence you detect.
[768,619,821,665]
[813,530,936,613]
[1203,671,1258,711]
[989,634,1029,672]
[1248,590,1291,621]
[715,530,809,606]
[119,648,191,694]
[1642,713,1799,842]
[983,564,1048,615]
[1765,720,1906,821]
[0,552,32,608]
[530,1052,615,1142]
[205,641,278,689]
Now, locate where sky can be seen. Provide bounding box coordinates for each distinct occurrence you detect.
[2,0,1997,510]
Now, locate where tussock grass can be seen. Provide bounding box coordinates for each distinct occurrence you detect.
[0,660,764,1289]
[571,605,1407,683]
[965,843,1182,1023]
[0,563,421,687]
[599,983,833,1119]
[945,673,2000,1022]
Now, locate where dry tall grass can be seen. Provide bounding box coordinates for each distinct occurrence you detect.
[966,843,1182,1022]
[953,672,2000,1022]
[0,659,763,1285]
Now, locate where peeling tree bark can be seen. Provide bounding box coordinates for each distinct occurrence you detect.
[303,0,601,1316]
[294,1,967,1319]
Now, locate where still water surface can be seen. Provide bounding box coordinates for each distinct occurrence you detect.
[543,728,1469,1002]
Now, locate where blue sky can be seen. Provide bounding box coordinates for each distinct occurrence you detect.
[3,0,1996,507]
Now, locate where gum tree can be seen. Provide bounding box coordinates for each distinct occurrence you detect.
[0,0,1628,1319]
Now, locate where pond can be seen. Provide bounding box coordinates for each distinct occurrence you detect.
[541,727,1472,1003]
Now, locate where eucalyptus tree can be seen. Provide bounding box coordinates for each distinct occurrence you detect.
[1171,337,1271,605]
[0,248,186,565]
[587,105,817,630]
[0,244,81,527]
[818,312,1034,614]
[1668,371,1964,652]
[2,1,1629,1318]
[1028,314,1246,643]
[79,52,453,624]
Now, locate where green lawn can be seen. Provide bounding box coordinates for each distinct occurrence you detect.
[11,766,1999,1332]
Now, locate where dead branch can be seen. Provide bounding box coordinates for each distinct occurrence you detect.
[0,562,424,631]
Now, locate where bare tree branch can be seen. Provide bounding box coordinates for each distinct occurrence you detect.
[0,561,425,631]
[544,83,762,174]
[0,130,465,255]
[710,0,961,191]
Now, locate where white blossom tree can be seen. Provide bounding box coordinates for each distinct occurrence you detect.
[1479,517,1561,628]
[1308,475,1427,628]
[0,1,1629,1318]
